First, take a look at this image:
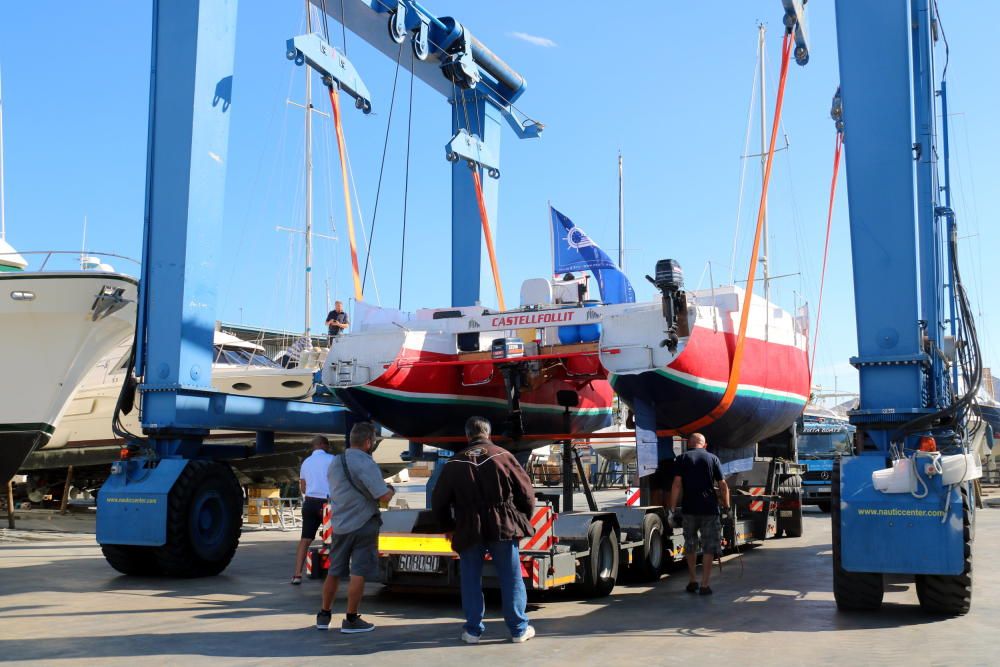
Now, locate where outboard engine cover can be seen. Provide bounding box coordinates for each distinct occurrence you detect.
[646,259,690,351]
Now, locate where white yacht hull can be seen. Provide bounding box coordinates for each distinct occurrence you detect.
[0,272,138,481]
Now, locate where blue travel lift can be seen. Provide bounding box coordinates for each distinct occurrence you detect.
[832,0,980,615]
[95,0,538,576]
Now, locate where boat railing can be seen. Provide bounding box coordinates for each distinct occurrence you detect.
[0,250,140,273]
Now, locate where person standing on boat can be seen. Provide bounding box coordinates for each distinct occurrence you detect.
[668,432,731,596]
[431,416,537,644]
[316,422,394,634]
[326,300,349,344]
[291,435,334,585]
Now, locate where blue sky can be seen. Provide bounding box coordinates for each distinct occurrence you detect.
[1,1,997,395]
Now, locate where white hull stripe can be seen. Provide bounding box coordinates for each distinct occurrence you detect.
[610,366,808,405]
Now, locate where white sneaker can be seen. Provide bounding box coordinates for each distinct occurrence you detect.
[511,625,535,643]
[461,631,481,644]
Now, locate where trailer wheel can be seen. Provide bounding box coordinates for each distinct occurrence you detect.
[579,520,618,597]
[101,544,161,576]
[915,486,972,616]
[831,459,883,610]
[636,513,665,582]
[778,475,804,538]
[154,460,243,577]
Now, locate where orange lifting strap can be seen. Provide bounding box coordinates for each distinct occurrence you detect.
[679,29,794,434]
[810,131,844,379]
[470,166,507,311]
[327,85,364,303]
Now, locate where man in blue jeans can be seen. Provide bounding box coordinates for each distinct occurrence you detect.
[431,416,536,644]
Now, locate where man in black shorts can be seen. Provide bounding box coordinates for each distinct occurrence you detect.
[316,422,395,634]
[669,433,730,595]
[291,436,333,584]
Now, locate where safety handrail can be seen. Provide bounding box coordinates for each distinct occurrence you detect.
[0,250,140,272]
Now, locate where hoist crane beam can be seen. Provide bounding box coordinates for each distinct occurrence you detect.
[307,0,541,307]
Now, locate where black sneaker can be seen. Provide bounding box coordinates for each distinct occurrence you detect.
[316,609,332,630]
[685,582,699,594]
[341,616,375,634]
[699,586,713,596]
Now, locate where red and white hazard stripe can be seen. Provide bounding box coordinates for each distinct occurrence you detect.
[304,502,333,575]
[520,506,556,551]
[625,487,641,507]
[748,487,765,512]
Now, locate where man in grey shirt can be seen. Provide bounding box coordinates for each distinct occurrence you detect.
[316,422,394,634]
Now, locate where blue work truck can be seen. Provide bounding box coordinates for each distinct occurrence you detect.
[798,406,855,513]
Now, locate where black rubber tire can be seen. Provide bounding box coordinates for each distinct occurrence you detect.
[153,460,243,577]
[778,475,804,538]
[101,544,161,576]
[831,459,884,610]
[817,501,832,513]
[915,486,973,616]
[636,513,665,582]
[579,520,619,597]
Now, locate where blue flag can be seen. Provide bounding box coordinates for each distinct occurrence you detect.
[550,206,635,304]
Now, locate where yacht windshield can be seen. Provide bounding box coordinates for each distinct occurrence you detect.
[214,346,279,368]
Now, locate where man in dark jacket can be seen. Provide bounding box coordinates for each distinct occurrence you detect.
[431,416,536,644]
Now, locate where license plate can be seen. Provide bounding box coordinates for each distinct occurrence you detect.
[816,486,830,493]
[396,554,441,574]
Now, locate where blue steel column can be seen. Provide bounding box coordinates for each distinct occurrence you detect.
[910,0,946,407]
[451,88,503,308]
[138,0,237,431]
[834,0,923,416]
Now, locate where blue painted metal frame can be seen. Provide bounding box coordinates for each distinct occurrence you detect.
[835,0,924,421]
[98,459,188,546]
[133,0,345,446]
[834,0,971,576]
[840,457,964,575]
[286,33,373,113]
[451,89,503,307]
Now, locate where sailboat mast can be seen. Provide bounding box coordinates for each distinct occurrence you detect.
[0,65,6,241]
[304,1,314,339]
[758,23,770,302]
[617,151,625,270]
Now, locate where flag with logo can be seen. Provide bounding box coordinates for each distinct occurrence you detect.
[550,206,635,304]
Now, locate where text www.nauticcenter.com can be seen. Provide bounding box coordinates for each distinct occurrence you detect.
[856,508,944,518]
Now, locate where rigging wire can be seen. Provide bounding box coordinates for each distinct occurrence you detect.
[680,29,794,434]
[399,48,415,309]
[729,36,760,285]
[362,41,404,295]
[809,131,844,380]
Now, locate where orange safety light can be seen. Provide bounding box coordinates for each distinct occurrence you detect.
[918,436,937,452]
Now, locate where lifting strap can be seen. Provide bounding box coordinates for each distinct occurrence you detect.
[470,165,506,311]
[327,84,364,302]
[679,29,794,434]
[809,131,844,379]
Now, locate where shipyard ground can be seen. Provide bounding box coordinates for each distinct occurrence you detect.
[2,486,998,666]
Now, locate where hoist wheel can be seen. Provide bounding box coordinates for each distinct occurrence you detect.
[154,460,243,577]
[915,486,973,616]
[831,459,884,610]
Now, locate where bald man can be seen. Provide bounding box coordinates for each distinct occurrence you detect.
[669,433,730,595]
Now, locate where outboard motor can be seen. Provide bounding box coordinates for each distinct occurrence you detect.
[646,259,690,351]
